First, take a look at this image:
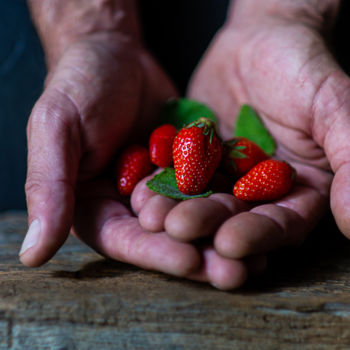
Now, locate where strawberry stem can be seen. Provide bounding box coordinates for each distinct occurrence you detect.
[186,117,220,144]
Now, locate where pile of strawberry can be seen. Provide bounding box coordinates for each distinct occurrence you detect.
[115,102,295,202]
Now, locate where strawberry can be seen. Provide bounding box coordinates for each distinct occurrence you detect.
[149,124,178,167]
[233,159,295,201]
[173,117,223,195]
[222,137,269,177]
[115,145,153,196]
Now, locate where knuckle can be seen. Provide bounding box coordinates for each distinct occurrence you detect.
[24,176,49,210]
[28,88,79,135]
[25,176,45,196]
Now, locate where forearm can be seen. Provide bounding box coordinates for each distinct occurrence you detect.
[28,0,141,67]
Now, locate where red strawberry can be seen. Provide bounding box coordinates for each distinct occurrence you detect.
[223,137,269,177]
[233,159,295,201]
[115,145,153,196]
[173,117,223,195]
[149,124,178,167]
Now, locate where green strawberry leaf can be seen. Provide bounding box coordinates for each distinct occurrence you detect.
[160,98,218,130]
[146,168,213,200]
[234,104,276,155]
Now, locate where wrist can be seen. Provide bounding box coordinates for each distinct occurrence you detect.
[226,0,341,29]
[28,0,141,67]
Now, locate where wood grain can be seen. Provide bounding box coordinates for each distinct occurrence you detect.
[1,211,350,349]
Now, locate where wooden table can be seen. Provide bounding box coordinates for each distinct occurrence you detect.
[1,211,350,349]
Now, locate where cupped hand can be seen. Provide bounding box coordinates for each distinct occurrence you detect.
[132,0,343,289]
[20,32,194,274]
[132,164,330,289]
[188,0,348,233]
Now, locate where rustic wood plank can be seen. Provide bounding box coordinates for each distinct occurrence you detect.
[1,211,350,349]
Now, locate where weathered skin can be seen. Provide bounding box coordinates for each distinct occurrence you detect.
[23,0,350,290]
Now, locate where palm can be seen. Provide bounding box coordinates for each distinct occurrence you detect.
[71,170,204,278]
[23,37,178,267]
[188,20,334,206]
[192,22,331,158]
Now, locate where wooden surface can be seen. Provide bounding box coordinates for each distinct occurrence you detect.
[1,211,350,349]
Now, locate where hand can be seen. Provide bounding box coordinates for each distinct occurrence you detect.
[132,0,341,289]
[20,8,204,277]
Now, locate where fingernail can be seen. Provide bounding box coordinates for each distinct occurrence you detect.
[19,219,41,256]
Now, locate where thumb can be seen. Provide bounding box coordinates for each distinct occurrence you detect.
[312,68,350,237]
[20,88,81,266]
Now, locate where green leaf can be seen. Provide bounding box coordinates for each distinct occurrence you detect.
[146,168,213,200]
[234,105,276,155]
[160,98,218,130]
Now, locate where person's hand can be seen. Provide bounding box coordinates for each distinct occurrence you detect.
[20,1,204,278]
[131,0,342,289]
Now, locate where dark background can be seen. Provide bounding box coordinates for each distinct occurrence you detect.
[0,0,45,210]
[1,0,349,211]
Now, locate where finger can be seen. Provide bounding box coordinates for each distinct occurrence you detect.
[164,193,250,242]
[214,185,327,259]
[20,89,81,267]
[187,245,266,290]
[137,171,240,235]
[309,66,350,237]
[331,163,350,238]
[74,183,201,277]
[130,171,160,215]
[138,195,177,232]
